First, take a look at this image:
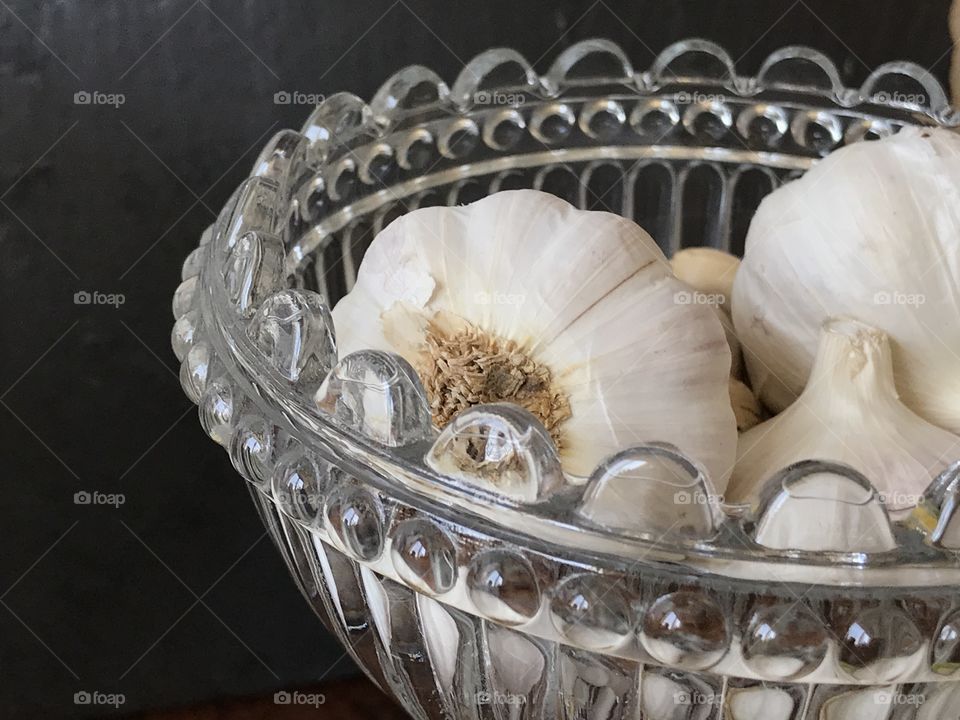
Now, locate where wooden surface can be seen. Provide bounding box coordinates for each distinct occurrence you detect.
[131,677,407,720]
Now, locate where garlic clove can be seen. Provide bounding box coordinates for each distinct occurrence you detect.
[725,685,796,720]
[729,318,960,514]
[334,190,737,488]
[670,246,740,314]
[640,673,694,720]
[733,127,960,433]
[575,443,721,540]
[484,623,546,698]
[818,686,899,720]
[751,460,897,553]
[729,377,761,432]
[359,566,392,651]
[671,247,744,380]
[556,650,633,719]
[424,402,565,504]
[416,594,460,688]
[316,350,434,447]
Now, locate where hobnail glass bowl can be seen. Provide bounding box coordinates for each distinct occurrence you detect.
[173,39,960,720]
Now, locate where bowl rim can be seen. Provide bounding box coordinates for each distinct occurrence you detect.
[187,37,960,587]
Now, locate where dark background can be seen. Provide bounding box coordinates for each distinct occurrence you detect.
[0,1,952,717]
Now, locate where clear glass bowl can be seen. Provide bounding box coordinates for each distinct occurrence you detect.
[172,39,960,720]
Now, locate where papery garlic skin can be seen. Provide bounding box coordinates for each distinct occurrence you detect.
[729,318,960,512]
[332,190,737,487]
[733,127,960,432]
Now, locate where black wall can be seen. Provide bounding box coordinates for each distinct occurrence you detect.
[0,1,951,717]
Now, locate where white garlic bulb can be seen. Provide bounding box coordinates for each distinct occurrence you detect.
[733,127,960,433]
[332,190,737,486]
[729,318,960,513]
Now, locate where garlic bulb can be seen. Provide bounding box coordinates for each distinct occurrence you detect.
[729,318,960,512]
[332,190,737,486]
[733,127,960,433]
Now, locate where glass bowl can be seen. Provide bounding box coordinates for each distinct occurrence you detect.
[172,39,960,720]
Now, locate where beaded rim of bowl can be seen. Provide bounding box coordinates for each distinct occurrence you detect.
[173,38,960,599]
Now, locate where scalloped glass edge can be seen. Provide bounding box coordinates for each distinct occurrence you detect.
[342,38,959,127]
[174,38,960,587]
